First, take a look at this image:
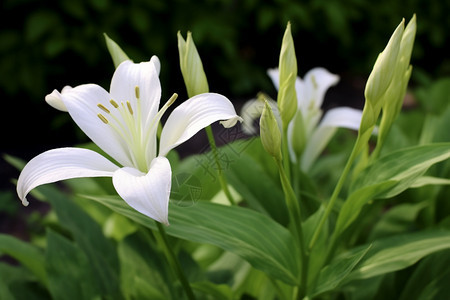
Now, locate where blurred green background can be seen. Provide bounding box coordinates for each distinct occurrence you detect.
[1,0,449,199]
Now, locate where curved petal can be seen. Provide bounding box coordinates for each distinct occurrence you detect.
[158,93,242,157]
[319,106,363,130]
[45,86,72,112]
[17,148,118,206]
[303,67,339,109]
[301,126,338,172]
[112,157,171,225]
[300,107,362,171]
[150,55,161,76]
[61,83,134,167]
[267,68,280,90]
[110,59,161,129]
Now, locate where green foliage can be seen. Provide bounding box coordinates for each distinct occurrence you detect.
[2,6,450,300]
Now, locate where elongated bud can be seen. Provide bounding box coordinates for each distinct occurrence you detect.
[104,33,131,68]
[177,31,209,98]
[260,100,282,161]
[364,20,404,108]
[277,22,298,130]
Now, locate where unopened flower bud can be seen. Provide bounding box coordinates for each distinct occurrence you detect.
[260,100,282,161]
[178,31,209,97]
[104,33,131,68]
[364,20,404,108]
[277,22,298,130]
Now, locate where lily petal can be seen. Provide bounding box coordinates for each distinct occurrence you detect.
[45,86,72,112]
[17,148,118,206]
[267,68,280,90]
[302,67,339,109]
[158,93,242,157]
[319,106,363,131]
[61,83,135,167]
[110,59,161,129]
[112,157,171,225]
[301,107,362,171]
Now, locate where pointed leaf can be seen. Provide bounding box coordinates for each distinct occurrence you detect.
[86,195,300,285]
[0,234,47,286]
[309,245,371,297]
[345,230,450,282]
[336,143,450,236]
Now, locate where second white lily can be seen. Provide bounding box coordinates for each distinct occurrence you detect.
[242,67,363,172]
[17,57,242,225]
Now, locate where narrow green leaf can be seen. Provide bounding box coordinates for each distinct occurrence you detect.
[0,234,47,286]
[345,230,450,282]
[410,176,450,188]
[336,143,450,236]
[309,245,371,297]
[85,195,300,285]
[191,282,233,300]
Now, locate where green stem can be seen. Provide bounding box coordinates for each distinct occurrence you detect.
[275,159,308,297]
[205,125,236,205]
[155,222,196,300]
[308,136,362,250]
[282,130,292,183]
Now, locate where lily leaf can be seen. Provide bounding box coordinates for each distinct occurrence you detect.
[345,230,450,282]
[335,143,450,237]
[0,234,47,286]
[85,194,300,285]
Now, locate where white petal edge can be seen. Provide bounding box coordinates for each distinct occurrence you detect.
[17,148,118,206]
[61,83,135,168]
[300,107,362,171]
[267,68,280,90]
[112,157,171,225]
[158,93,242,157]
[110,59,161,129]
[319,107,363,130]
[302,67,340,109]
[45,86,72,112]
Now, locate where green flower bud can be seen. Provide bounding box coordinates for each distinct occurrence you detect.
[290,110,307,159]
[260,100,282,161]
[277,22,298,130]
[364,19,404,108]
[377,16,416,144]
[104,33,131,68]
[177,31,209,98]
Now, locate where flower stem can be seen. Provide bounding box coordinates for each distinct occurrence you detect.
[275,158,308,297]
[308,136,361,250]
[205,125,236,205]
[155,221,196,300]
[282,130,292,183]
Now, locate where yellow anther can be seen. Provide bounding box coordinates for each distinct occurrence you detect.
[97,113,109,124]
[126,101,133,115]
[135,86,140,99]
[110,99,119,108]
[97,104,110,114]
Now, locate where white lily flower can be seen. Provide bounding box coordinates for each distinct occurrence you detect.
[243,67,363,171]
[17,56,242,225]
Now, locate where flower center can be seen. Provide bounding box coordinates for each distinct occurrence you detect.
[96,87,178,173]
[96,86,149,172]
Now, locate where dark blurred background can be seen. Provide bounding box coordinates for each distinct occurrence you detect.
[1,0,449,213]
